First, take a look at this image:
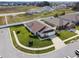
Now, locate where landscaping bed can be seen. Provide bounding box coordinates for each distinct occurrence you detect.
[58,30,77,40]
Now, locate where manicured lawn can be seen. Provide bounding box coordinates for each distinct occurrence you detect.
[58,30,77,40]
[64,36,79,44]
[10,25,53,48]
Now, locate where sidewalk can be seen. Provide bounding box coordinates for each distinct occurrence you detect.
[64,35,79,42]
[13,31,54,50]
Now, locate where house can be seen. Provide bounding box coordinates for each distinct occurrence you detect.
[58,13,79,25]
[26,8,42,15]
[26,6,54,15]
[42,16,76,30]
[41,6,54,12]
[42,16,68,29]
[24,21,55,39]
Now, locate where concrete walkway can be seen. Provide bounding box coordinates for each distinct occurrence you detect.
[51,36,66,50]
[64,35,79,42]
[13,31,54,50]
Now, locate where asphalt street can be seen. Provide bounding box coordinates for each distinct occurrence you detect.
[0,28,41,58]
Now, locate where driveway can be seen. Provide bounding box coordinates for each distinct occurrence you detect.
[51,36,66,50]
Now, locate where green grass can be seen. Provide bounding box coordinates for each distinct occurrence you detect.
[75,26,79,30]
[64,36,79,44]
[10,25,53,48]
[58,30,76,40]
[10,25,55,54]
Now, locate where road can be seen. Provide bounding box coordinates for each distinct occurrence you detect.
[0,28,41,58]
[0,12,26,16]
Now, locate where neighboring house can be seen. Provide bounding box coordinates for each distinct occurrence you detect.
[41,6,54,12]
[24,21,55,39]
[43,16,76,30]
[43,16,68,29]
[26,9,42,15]
[26,6,54,15]
[58,13,79,25]
[54,4,67,10]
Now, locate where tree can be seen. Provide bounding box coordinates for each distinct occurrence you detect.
[28,40,33,47]
[72,2,79,11]
[16,31,20,34]
[42,1,50,6]
[38,1,50,7]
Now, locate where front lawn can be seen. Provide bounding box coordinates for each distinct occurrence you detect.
[10,25,53,48]
[58,30,77,40]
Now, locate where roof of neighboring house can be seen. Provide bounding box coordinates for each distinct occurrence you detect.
[43,16,68,27]
[59,13,79,22]
[27,6,54,14]
[41,6,54,11]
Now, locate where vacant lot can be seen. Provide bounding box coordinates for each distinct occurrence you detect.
[7,13,41,24]
[0,16,6,25]
[7,8,74,24]
[10,25,53,48]
[0,6,40,14]
[58,30,76,40]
